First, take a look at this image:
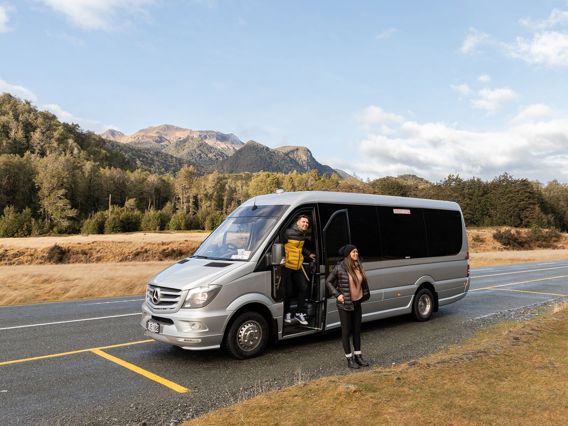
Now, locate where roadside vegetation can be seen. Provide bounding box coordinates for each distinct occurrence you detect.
[186,302,568,425]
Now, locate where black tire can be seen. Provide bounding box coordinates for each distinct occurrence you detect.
[412,287,434,322]
[225,311,269,359]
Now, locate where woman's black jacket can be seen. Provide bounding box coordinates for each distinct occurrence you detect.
[325,260,369,312]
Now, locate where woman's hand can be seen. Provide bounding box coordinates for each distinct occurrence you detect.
[337,294,344,303]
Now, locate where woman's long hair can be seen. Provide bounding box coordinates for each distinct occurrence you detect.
[343,254,368,288]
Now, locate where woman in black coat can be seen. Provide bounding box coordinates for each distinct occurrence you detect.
[326,244,371,369]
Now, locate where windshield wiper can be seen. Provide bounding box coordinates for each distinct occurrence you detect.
[191,255,210,259]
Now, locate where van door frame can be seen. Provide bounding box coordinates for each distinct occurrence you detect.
[276,204,327,339]
[319,206,352,332]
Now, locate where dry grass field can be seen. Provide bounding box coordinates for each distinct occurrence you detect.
[0,262,169,306]
[1,229,567,306]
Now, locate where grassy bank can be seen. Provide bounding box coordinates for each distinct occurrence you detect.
[186,303,568,425]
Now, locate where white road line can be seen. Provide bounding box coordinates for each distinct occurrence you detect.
[81,299,144,305]
[0,313,140,331]
[470,275,568,292]
[472,265,568,279]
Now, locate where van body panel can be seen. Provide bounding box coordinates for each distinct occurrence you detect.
[140,191,470,356]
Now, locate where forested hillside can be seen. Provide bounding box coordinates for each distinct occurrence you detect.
[1,93,568,237]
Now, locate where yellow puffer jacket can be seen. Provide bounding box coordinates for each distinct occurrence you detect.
[285,239,304,270]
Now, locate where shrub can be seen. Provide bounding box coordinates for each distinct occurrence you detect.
[493,228,529,249]
[31,218,50,236]
[168,212,190,230]
[471,234,485,244]
[0,206,33,237]
[102,208,142,233]
[46,244,68,263]
[104,213,123,234]
[493,227,562,250]
[119,209,141,232]
[81,211,107,235]
[141,209,162,231]
[527,226,561,248]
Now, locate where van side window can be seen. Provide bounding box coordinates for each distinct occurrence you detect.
[322,210,350,263]
[348,205,381,261]
[379,207,427,259]
[424,209,463,256]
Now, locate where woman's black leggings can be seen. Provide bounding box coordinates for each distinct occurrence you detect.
[338,301,362,355]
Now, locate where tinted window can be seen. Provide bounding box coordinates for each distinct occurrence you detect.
[348,205,381,261]
[379,207,427,259]
[323,210,350,261]
[424,209,463,256]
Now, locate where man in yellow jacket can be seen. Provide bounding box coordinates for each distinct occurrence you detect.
[283,214,316,325]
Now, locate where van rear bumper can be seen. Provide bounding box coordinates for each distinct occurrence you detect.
[141,303,226,350]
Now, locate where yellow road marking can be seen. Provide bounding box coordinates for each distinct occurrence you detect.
[471,275,568,292]
[0,340,153,366]
[91,349,189,394]
[493,288,568,297]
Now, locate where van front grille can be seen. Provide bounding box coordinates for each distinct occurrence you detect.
[146,284,184,312]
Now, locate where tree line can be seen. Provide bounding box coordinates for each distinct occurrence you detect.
[1,153,568,237]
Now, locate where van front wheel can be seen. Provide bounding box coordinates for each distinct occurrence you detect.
[226,312,269,359]
[412,288,434,322]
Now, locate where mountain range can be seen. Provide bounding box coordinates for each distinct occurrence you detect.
[100,125,335,175]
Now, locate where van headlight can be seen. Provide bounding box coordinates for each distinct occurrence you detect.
[182,285,222,308]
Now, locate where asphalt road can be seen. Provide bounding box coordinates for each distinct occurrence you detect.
[2,260,568,425]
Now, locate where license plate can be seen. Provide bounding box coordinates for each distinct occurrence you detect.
[147,320,160,334]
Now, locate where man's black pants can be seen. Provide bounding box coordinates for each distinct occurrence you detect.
[283,268,308,315]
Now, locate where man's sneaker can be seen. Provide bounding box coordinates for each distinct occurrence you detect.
[284,313,292,324]
[295,312,308,326]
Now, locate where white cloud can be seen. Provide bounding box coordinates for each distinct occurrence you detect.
[0,79,37,101]
[42,103,76,122]
[520,8,568,31]
[478,74,491,83]
[376,27,397,40]
[472,87,518,113]
[465,8,568,68]
[0,5,10,33]
[344,105,568,182]
[42,103,109,132]
[511,103,554,123]
[451,83,472,96]
[357,105,404,129]
[40,0,155,30]
[510,31,568,67]
[460,28,492,54]
[0,78,109,132]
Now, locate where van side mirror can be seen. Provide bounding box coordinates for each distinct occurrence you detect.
[270,243,284,266]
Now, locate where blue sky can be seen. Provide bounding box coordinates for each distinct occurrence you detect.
[1,1,568,183]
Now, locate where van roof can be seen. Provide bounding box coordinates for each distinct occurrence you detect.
[241,191,461,211]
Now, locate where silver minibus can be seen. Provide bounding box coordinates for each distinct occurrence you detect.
[141,191,470,358]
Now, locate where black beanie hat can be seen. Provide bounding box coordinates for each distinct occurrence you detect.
[339,244,357,258]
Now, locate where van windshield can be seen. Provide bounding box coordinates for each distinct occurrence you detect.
[193,204,288,261]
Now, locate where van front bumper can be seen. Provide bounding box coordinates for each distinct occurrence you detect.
[141,303,228,350]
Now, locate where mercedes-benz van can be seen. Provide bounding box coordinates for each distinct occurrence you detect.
[141,191,470,358]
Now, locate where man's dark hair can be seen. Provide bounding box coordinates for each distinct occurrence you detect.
[296,214,309,222]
